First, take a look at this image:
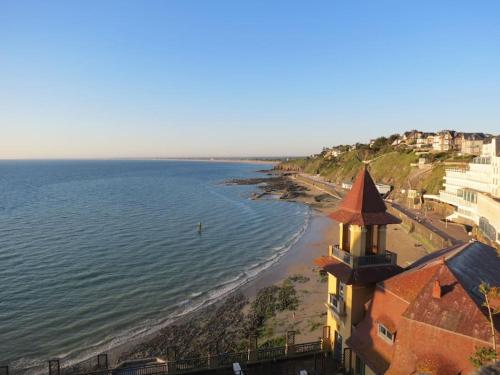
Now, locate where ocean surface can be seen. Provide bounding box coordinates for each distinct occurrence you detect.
[0,160,310,371]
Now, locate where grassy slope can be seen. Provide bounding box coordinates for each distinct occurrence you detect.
[280,149,446,194]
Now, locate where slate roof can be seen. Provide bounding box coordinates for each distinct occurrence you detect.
[328,166,401,226]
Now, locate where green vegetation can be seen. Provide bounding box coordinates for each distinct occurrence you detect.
[415,164,446,195]
[470,347,497,368]
[279,141,453,195]
[259,336,286,348]
[244,280,300,339]
[307,319,323,332]
[277,279,299,311]
[287,274,310,283]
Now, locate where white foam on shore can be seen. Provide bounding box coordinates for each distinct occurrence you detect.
[14,207,312,375]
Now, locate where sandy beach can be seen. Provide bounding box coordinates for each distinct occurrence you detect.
[73,172,432,371]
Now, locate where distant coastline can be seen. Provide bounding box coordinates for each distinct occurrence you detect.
[159,158,281,165]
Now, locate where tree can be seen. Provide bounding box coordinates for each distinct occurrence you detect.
[480,283,499,354]
[470,283,500,367]
[371,137,390,152]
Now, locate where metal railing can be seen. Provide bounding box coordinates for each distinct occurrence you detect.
[330,245,396,268]
[26,340,324,375]
[256,346,286,361]
[294,341,321,354]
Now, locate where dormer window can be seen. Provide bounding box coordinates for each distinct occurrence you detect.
[378,323,394,344]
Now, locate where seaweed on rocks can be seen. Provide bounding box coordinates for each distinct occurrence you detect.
[118,293,248,361]
[226,175,308,200]
[114,282,302,364]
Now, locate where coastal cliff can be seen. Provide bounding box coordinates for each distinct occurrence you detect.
[278,147,452,196]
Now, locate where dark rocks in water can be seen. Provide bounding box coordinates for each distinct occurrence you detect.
[314,194,336,202]
[280,191,305,200]
[255,169,274,174]
[117,281,302,364]
[227,175,308,201]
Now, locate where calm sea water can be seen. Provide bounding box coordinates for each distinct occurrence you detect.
[0,160,310,371]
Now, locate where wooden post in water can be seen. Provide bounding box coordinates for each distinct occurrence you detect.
[0,366,9,375]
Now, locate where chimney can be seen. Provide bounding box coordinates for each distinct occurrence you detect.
[432,280,442,299]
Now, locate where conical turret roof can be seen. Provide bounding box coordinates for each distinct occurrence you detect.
[329,165,401,226]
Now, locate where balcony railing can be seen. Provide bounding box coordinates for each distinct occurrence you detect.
[330,245,396,268]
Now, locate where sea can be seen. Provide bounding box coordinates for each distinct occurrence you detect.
[0,160,310,371]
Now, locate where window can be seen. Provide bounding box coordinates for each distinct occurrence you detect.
[338,282,345,298]
[329,293,336,306]
[378,323,394,343]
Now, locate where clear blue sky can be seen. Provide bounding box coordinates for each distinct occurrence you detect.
[1,1,499,158]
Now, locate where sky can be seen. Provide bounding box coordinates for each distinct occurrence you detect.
[1,1,500,159]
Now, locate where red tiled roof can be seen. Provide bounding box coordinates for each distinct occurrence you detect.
[329,166,401,225]
[380,263,442,303]
[402,264,494,341]
[389,353,460,375]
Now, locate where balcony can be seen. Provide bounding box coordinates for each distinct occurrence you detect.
[327,294,346,317]
[330,245,397,268]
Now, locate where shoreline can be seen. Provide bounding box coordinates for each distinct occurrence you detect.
[58,174,340,372]
[90,211,333,369]
[12,173,331,374]
[90,172,434,368]
[22,170,431,373]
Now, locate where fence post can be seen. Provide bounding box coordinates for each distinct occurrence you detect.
[322,325,331,353]
[285,331,295,356]
[97,354,108,370]
[0,366,8,375]
[48,360,60,375]
[247,335,257,362]
[167,346,177,373]
[208,342,218,368]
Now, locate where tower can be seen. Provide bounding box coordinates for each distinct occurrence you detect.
[315,165,402,365]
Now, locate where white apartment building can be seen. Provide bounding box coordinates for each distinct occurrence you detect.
[437,137,500,244]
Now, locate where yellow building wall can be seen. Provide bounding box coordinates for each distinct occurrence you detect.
[325,222,388,359]
[326,273,338,348]
[339,222,345,250]
[349,225,365,256]
[326,273,376,356]
[378,225,387,252]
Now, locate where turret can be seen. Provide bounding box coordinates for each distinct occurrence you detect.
[315,165,402,362]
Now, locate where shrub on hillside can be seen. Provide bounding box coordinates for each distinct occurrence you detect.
[277,279,299,311]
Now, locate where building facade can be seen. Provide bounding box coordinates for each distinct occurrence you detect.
[459,133,487,155]
[437,137,500,245]
[316,166,500,374]
[315,166,402,372]
[347,241,500,374]
[432,130,457,152]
